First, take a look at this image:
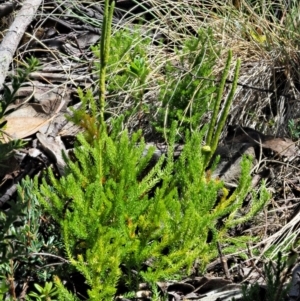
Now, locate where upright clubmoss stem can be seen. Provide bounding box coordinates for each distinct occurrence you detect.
[99,0,115,128]
[211,58,241,155]
[203,50,241,168]
[206,50,232,148]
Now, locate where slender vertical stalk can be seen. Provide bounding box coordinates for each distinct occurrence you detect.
[203,50,241,168]
[206,50,232,147]
[98,0,115,194]
[210,58,241,155]
[99,0,115,128]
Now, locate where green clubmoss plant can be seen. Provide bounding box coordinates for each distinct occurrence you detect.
[33,118,269,300]
[32,1,270,299]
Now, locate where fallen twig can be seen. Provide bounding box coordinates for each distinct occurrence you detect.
[0,0,43,90]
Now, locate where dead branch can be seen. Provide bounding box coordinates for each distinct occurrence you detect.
[0,0,43,90]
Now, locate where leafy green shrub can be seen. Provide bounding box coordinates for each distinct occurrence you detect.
[92,27,151,89]
[91,26,152,120]
[0,178,64,299]
[153,28,219,136]
[90,24,227,140]
[90,15,223,140]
